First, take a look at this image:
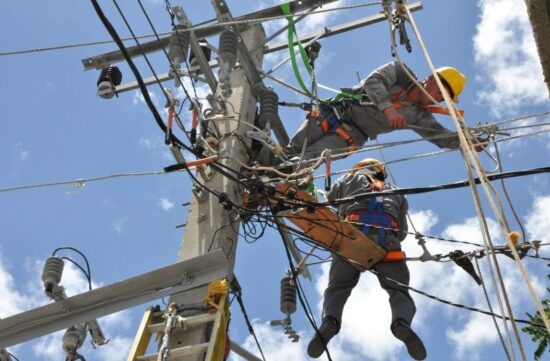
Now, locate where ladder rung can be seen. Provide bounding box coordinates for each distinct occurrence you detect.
[136,342,210,361]
[148,313,217,334]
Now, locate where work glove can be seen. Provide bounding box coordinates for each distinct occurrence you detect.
[384,106,407,129]
[471,137,487,152]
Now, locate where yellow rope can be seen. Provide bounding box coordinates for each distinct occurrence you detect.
[204,279,229,312]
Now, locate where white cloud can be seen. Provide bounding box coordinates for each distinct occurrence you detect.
[446,313,499,361]
[160,197,175,211]
[230,202,548,361]
[296,0,348,34]
[525,195,550,242]
[239,322,309,360]
[33,330,65,360]
[139,134,163,150]
[113,217,128,234]
[0,255,28,317]
[132,90,159,107]
[14,142,29,161]
[473,0,548,116]
[94,335,133,361]
[0,253,134,360]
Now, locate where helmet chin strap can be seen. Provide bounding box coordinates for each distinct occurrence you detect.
[355,169,385,183]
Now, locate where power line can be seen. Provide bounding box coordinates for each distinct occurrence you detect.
[0,1,383,57]
[368,268,546,329]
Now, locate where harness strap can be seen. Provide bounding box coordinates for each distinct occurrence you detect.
[383,250,406,262]
[319,114,356,152]
[389,88,464,116]
[346,210,398,249]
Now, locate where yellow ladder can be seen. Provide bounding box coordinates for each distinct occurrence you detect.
[127,279,230,361]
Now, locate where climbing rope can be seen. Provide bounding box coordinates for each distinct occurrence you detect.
[402,3,549,359]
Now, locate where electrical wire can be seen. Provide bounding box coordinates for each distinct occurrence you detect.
[475,256,512,361]
[2,123,550,194]
[232,285,267,361]
[316,166,550,207]
[404,3,550,338]
[112,0,195,148]
[493,139,528,243]
[53,247,93,291]
[271,208,334,361]
[6,351,20,361]
[368,267,545,329]
[0,1,385,58]
[89,0,190,152]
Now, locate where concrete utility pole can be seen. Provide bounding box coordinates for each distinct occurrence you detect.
[167,2,267,358]
[524,0,550,96]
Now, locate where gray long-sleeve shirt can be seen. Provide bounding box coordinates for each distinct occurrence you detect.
[344,61,461,149]
[326,173,408,250]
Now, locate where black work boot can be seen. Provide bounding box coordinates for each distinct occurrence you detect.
[307,316,340,358]
[391,319,427,360]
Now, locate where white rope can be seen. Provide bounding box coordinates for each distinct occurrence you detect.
[404,0,550,352]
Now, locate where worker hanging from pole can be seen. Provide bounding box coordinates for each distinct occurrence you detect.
[282,60,487,164]
[256,6,488,167]
[307,158,427,360]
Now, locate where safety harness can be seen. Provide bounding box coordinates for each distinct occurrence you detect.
[345,196,404,262]
[390,87,465,116]
[317,104,356,152]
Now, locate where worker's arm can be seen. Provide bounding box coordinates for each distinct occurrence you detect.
[361,62,400,111]
[362,62,415,128]
[326,175,345,202]
[408,112,461,149]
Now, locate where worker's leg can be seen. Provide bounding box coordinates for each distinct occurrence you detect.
[308,255,359,358]
[323,255,361,323]
[374,260,415,324]
[301,134,349,161]
[285,117,325,156]
[375,261,426,360]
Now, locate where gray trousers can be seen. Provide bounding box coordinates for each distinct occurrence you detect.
[323,255,416,326]
[285,116,363,161]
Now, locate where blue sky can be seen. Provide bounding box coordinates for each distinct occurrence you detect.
[1,1,549,360]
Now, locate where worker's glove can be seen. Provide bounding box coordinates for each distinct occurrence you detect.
[383,106,407,129]
[471,137,487,153]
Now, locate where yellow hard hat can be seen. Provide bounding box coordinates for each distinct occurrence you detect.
[436,66,467,102]
[350,158,386,180]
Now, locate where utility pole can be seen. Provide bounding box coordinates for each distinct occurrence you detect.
[167,1,268,358]
[0,2,428,360]
[524,0,550,95]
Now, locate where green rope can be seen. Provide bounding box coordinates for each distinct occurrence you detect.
[280,2,364,103]
[281,2,313,96]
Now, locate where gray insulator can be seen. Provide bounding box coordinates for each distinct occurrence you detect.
[258,90,279,128]
[218,30,238,72]
[280,276,297,315]
[96,66,122,87]
[42,257,64,294]
[62,324,87,353]
[97,66,122,99]
[168,25,190,64]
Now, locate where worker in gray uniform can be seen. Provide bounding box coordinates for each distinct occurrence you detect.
[285,61,484,162]
[307,158,426,360]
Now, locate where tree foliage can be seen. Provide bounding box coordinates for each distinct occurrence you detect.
[522,264,550,361]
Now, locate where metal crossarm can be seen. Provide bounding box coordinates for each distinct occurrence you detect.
[0,250,229,349]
